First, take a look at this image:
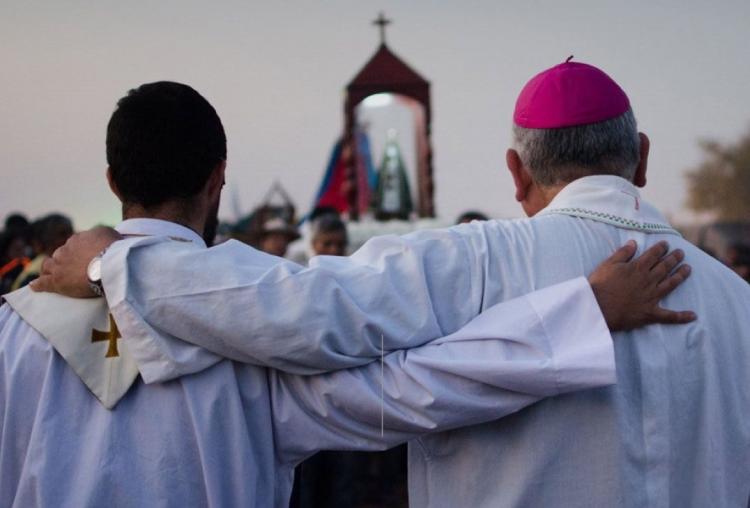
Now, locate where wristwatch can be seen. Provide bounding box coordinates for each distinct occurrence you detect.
[86,250,106,297]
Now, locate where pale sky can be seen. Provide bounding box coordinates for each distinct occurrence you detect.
[2,0,749,229]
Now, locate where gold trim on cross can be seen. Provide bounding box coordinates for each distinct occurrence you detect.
[91,314,121,358]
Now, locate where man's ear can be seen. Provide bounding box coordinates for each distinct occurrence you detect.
[633,133,650,188]
[106,167,124,202]
[206,160,227,200]
[506,149,531,202]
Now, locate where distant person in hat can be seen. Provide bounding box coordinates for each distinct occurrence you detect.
[258,217,300,257]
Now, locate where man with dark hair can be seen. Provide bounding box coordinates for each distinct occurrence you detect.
[4,213,30,238]
[106,81,226,238]
[310,214,348,256]
[725,242,750,282]
[106,81,227,207]
[1,80,690,507]
[11,213,73,290]
[0,214,31,295]
[286,206,342,263]
[455,210,489,224]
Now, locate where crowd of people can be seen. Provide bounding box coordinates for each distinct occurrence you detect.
[0,212,73,295]
[4,207,747,294]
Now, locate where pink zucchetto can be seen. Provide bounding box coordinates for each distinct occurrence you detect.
[513,57,630,129]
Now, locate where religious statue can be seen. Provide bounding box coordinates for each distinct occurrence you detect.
[373,129,413,220]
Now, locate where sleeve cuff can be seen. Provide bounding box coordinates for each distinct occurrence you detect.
[101,236,168,308]
[99,236,214,384]
[525,276,616,394]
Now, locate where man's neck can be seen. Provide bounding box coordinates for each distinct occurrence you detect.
[539,184,565,207]
[122,202,205,237]
[524,183,566,217]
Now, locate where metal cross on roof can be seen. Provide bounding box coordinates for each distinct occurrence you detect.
[372,12,392,45]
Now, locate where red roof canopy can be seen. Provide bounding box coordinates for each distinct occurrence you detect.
[346,44,430,109]
[349,44,428,86]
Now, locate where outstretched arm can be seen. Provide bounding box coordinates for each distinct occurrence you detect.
[31,227,693,379]
[272,277,615,465]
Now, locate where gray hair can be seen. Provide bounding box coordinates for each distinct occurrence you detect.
[512,109,640,186]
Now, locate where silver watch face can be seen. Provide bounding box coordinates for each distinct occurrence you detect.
[87,256,103,283]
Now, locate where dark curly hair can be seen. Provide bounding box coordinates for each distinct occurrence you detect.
[106,81,226,207]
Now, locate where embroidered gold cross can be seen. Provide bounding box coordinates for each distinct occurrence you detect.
[91,314,121,358]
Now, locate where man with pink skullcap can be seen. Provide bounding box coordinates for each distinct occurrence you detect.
[399,59,748,507]
[26,59,746,507]
[513,56,630,129]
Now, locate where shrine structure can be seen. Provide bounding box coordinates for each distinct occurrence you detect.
[341,13,435,220]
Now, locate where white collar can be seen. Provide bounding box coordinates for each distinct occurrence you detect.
[538,175,680,236]
[3,218,206,411]
[116,218,206,247]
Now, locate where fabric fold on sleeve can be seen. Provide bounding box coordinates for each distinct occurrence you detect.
[102,237,223,383]
[98,231,480,378]
[272,277,616,464]
[524,276,616,391]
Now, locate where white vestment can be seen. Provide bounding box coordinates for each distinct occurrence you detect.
[0,219,616,508]
[98,177,750,507]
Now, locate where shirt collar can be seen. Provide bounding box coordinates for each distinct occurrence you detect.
[115,218,207,248]
[537,175,680,236]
